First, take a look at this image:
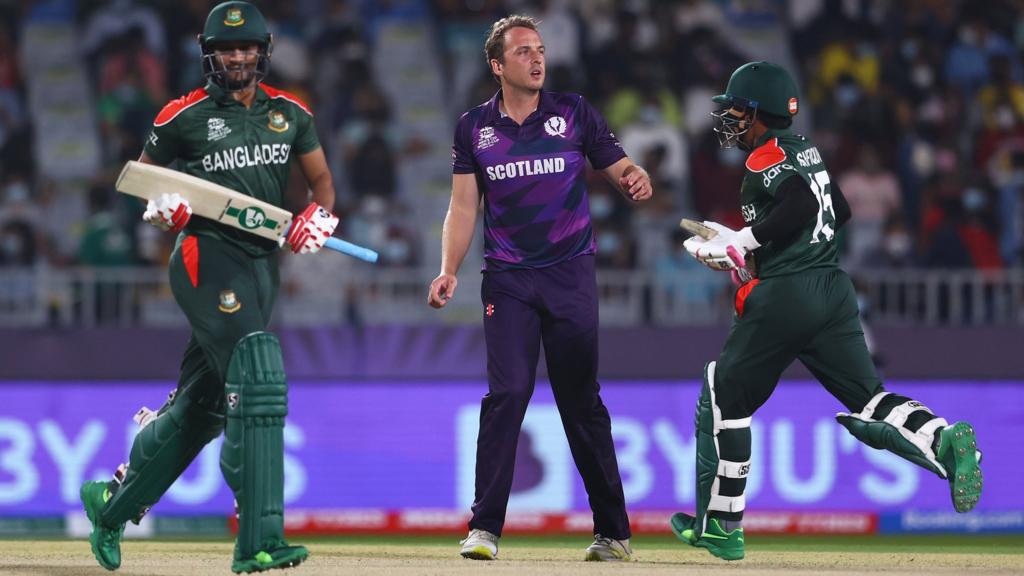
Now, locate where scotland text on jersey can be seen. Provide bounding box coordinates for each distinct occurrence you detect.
[485,157,566,181]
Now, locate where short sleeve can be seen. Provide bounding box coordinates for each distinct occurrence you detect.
[452,113,476,174]
[143,119,181,165]
[578,96,626,170]
[292,108,321,155]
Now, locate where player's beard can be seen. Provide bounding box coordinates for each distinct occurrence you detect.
[217,56,257,91]
[201,50,267,92]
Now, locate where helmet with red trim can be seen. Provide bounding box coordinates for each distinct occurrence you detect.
[711,61,799,149]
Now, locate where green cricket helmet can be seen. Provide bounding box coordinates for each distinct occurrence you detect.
[711,61,800,149]
[198,1,273,92]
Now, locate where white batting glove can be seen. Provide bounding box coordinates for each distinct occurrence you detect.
[286,202,339,254]
[684,221,760,271]
[143,193,192,233]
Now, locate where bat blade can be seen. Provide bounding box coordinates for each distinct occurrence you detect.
[117,161,380,263]
[116,161,292,242]
[679,218,718,240]
[678,217,755,283]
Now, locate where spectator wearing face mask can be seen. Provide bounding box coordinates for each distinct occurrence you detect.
[863,215,916,269]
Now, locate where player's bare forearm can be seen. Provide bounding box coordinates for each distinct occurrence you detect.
[601,157,653,202]
[308,172,335,210]
[298,148,336,210]
[440,173,481,276]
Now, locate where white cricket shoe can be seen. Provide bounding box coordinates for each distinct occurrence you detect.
[584,534,634,561]
[460,528,499,560]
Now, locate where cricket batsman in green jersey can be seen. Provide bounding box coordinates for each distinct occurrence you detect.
[669,62,984,561]
[79,2,338,572]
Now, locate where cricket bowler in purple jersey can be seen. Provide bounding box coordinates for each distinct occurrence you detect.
[428,15,653,563]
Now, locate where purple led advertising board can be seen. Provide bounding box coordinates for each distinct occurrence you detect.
[0,381,1017,515]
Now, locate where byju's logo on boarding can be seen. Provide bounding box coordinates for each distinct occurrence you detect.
[544,116,567,138]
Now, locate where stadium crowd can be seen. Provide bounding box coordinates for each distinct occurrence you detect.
[0,0,1022,281]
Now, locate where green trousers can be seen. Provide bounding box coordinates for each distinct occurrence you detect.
[716,267,882,419]
[169,233,280,381]
[697,268,882,528]
[101,233,280,526]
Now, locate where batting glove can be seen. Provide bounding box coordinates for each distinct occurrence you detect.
[286,202,339,254]
[684,221,760,271]
[143,193,192,233]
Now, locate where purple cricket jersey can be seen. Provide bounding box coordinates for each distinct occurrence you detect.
[452,90,627,270]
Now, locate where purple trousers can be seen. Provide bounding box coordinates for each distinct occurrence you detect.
[469,255,631,539]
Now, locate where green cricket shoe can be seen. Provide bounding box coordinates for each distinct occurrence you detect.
[670,513,744,561]
[80,481,126,571]
[937,421,983,513]
[232,545,309,573]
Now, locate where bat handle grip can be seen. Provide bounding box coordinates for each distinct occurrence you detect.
[325,237,379,263]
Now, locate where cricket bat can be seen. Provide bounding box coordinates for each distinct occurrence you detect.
[116,161,378,263]
[679,218,754,282]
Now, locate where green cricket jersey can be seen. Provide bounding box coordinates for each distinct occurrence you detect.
[143,81,321,255]
[740,129,839,278]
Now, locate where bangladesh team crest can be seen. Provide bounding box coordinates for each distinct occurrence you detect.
[224,7,245,26]
[267,110,289,133]
[219,290,241,313]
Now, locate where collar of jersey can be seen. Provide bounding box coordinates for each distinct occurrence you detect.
[484,89,559,126]
[753,127,792,149]
[204,81,270,108]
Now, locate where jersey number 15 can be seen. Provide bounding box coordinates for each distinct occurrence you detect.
[808,170,835,244]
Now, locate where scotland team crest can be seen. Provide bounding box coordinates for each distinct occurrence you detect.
[268,110,289,133]
[544,116,567,138]
[224,7,245,26]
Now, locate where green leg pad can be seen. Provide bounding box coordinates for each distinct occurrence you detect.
[221,332,291,563]
[836,415,945,478]
[101,388,224,526]
[694,363,718,540]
